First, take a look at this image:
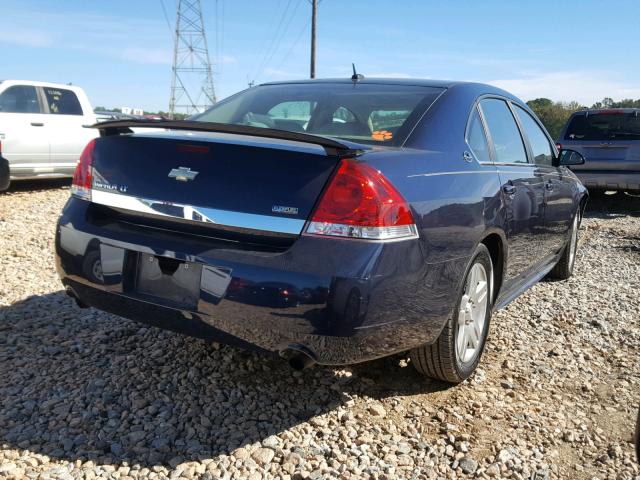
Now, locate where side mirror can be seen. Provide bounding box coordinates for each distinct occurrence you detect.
[558,149,585,166]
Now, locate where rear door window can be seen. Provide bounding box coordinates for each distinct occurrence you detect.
[0,85,41,113]
[564,111,640,141]
[466,107,491,163]
[43,87,83,115]
[480,98,528,164]
[514,105,554,166]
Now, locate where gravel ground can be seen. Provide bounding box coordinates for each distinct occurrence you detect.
[0,182,639,480]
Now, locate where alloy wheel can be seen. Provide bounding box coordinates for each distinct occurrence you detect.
[456,263,488,363]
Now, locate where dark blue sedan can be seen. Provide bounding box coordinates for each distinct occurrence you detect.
[55,78,588,383]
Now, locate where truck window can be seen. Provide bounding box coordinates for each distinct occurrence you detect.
[0,85,40,113]
[43,87,83,115]
[565,111,640,141]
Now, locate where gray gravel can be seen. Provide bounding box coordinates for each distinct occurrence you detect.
[1,183,639,480]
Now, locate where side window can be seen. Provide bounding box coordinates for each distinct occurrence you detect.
[480,98,528,164]
[43,88,83,115]
[267,101,314,121]
[466,107,491,163]
[514,105,554,166]
[369,110,411,131]
[0,85,40,113]
[332,106,356,123]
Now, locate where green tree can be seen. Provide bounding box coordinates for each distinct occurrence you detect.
[526,98,584,140]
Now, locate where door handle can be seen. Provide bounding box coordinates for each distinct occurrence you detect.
[545,181,554,191]
[30,122,44,127]
[502,184,516,195]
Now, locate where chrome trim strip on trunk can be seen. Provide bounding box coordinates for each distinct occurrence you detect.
[90,189,306,235]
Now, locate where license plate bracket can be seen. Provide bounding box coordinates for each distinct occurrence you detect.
[135,253,202,310]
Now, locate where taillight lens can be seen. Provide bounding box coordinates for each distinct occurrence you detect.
[556,142,562,152]
[71,139,96,201]
[305,159,418,240]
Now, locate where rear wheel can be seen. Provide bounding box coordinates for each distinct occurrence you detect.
[410,244,493,383]
[548,213,579,280]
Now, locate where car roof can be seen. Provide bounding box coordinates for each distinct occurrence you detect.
[572,108,640,116]
[258,78,523,103]
[260,77,463,89]
[1,79,86,93]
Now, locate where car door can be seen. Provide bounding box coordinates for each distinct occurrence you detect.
[0,84,49,174]
[513,104,575,255]
[478,98,547,286]
[40,86,95,175]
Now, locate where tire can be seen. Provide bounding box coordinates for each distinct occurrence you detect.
[548,212,579,280]
[82,250,104,283]
[410,244,493,383]
[0,158,9,192]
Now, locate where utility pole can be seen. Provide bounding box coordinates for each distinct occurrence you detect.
[169,0,217,118]
[310,0,317,79]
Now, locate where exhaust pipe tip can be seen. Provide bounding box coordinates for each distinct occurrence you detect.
[280,345,316,371]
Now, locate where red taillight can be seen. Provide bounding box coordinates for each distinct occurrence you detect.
[305,159,417,240]
[556,142,562,152]
[71,139,96,201]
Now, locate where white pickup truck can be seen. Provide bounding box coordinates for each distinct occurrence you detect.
[0,80,98,190]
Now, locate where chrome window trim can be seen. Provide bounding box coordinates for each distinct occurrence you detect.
[90,189,306,235]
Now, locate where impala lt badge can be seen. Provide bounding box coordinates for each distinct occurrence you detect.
[272,205,299,215]
[168,166,199,182]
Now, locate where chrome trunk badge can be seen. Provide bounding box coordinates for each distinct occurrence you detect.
[168,166,199,182]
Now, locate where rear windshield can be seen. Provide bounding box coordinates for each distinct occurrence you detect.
[564,111,640,141]
[192,83,444,146]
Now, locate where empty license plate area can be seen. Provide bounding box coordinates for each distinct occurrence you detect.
[135,253,202,310]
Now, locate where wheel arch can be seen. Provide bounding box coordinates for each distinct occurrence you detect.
[479,230,507,303]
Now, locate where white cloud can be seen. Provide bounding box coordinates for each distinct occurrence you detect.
[263,67,298,78]
[368,72,413,78]
[0,30,54,48]
[221,55,236,65]
[490,71,640,104]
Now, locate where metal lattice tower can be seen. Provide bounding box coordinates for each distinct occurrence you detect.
[169,0,216,118]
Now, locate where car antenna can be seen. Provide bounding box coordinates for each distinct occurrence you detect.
[351,63,364,82]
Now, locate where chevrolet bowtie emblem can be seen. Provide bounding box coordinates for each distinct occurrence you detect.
[168,166,199,182]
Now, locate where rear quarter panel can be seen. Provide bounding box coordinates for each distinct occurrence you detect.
[360,85,508,319]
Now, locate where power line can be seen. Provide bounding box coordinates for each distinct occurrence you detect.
[267,18,310,81]
[251,0,298,82]
[249,0,287,81]
[159,0,173,31]
[260,0,302,79]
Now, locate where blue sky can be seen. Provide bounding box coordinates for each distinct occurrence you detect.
[1,0,639,112]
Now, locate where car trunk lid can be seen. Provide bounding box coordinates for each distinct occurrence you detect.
[88,125,367,241]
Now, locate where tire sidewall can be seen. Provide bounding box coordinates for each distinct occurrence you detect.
[452,244,493,379]
[566,213,579,276]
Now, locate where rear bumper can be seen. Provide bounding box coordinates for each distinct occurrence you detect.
[55,198,463,365]
[571,170,640,192]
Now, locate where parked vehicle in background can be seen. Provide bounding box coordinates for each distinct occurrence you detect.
[0,80,97,188]
[558,108,640,193]
[56,78,588,383]
[95,111,138,122]
[0,152,9,192]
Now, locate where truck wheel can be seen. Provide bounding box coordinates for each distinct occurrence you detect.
[410,244,493,383]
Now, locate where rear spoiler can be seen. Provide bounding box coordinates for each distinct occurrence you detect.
[91,119,369,156]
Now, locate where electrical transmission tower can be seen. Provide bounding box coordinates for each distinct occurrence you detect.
[169,0,216,118]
